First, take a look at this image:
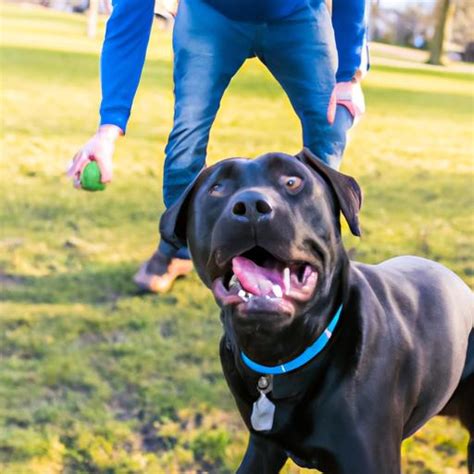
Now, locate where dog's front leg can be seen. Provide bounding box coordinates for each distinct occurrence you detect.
[237,433,287,474]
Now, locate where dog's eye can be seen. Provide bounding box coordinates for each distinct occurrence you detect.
[281,176,303,192]
[209,179,232,197]
[209,183,222,195]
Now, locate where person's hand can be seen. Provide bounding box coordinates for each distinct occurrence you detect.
[322,80,365,168]
[67,125,122,189]
[335,80,365,124]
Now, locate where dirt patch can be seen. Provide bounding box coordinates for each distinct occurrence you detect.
[0,271,26,288]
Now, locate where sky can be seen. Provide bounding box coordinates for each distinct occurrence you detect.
[379,0,436,10]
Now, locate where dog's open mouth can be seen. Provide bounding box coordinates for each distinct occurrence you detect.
[211,247,318,315]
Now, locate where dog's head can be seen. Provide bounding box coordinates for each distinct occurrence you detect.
[161,149,362,363]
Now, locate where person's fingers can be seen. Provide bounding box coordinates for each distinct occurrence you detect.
[67,151,90,178]
[66,151,82,177]
[74,154,91,187]
[66,159,74,175]
[95,153,113,183]
[68,131,118,188]
[76,152,91,175]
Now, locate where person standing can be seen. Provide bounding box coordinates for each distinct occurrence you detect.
[68,0,368,293]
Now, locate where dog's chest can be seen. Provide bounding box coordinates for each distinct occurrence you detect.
[263,402,329,470]
[247,387,329,467]
[247,375,354,469]
[263,397,350,471]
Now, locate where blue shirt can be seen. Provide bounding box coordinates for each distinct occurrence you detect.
[100,0,368,132]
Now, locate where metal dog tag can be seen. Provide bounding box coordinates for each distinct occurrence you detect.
[251,392,275,431]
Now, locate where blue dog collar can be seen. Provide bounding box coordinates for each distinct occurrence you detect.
[241,305,343,375]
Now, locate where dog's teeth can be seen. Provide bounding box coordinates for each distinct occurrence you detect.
[272,285,283,298]
[238,290,253,302]
[283,268,291,294]
[229,275,239,288]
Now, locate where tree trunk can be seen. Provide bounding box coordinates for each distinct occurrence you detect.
[87,0,100,38]
[427,0,455,65]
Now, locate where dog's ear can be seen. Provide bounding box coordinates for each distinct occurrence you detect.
[295,147,362,236]
[159,170,206,249]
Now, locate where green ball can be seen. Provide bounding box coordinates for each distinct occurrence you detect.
[80,161,106,191]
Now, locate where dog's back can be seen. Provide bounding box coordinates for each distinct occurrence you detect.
[353,256,473,440]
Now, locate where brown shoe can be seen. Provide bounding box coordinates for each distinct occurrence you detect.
[133,257,193,293]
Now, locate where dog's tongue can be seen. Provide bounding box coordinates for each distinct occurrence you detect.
[232,256,284,296]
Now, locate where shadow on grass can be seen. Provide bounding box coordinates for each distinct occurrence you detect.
[0,262,183,306]
[372,63,474,83]
[365,85,474,115]
[4,45,473,135]
[1,45,173,88]
[2,44,316,101]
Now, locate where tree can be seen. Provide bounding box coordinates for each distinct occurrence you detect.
[87,0,100,38]
[452,0,474,47]
[427,0,456,65]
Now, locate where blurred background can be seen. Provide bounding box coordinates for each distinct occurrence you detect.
[1,0,473,472]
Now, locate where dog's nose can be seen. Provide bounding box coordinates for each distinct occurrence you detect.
[231,191,273,222]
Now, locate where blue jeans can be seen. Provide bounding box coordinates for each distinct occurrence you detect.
[159,0,353,259]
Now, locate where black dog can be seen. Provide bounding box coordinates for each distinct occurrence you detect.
[161,148,474,473]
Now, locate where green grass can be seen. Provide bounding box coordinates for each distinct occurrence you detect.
[1,4,473,473]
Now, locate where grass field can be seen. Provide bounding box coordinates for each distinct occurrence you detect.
[1,4,473,473]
